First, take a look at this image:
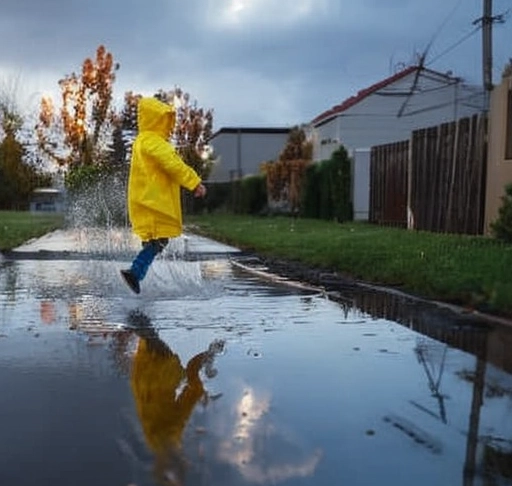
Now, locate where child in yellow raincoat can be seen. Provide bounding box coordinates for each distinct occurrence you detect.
[121,97,206,294]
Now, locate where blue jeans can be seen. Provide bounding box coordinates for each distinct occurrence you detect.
[130,238,169,281]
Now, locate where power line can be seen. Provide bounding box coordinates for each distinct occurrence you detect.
[424,0,466,54]
[427,26,481,66]
[426,3,508,72]
[395,0,465,119]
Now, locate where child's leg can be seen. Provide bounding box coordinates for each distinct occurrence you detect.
[130,238,169,281]
[121,238,169,294]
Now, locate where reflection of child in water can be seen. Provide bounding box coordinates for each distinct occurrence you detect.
[127,311,223,486]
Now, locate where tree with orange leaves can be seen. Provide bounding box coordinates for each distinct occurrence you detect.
[36,45,119,169]
[262,126,312,214]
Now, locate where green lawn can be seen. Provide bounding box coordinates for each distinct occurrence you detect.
[1,210,510,317]
[0,211,65,251]
[187,214,512,317]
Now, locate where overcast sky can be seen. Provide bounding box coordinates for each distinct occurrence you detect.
[0,0,511,129]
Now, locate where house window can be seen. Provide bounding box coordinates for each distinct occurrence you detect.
[506,88,512,160]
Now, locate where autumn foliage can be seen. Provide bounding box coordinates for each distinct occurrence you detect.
[0,43,216,211]
[262,127,312,213]
[34,43,214,203]
[0,82,52,209]
[36,45,119,168]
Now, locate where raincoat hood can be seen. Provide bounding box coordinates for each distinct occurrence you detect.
[138,97,176,139]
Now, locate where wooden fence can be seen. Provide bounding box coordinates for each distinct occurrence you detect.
[369,114,487,234]
[369,141,409,227]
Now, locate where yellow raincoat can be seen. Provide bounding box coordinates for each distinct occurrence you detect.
[130,338,206,454]
[128,97,201,241]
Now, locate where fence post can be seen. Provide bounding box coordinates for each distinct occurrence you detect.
[446,118,460,233]
[407,134,414,230]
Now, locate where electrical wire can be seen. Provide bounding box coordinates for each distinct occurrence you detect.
[427,25,481,66]
[424,0,466,54]
[395,0,465,118]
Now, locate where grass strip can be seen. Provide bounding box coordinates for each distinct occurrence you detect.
[187,214,512,317]
[0,211,64,251]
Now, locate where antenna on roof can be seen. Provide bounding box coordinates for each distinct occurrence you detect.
[397,52,427,118]
[397,0,464,117]
[394,62,407,74]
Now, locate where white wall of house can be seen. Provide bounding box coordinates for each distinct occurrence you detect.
[351,149,371,221]
[208,128,290,183]
[313,71,484,162]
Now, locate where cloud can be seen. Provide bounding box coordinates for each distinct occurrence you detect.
[207,0,331,29]
[0,0,510,128]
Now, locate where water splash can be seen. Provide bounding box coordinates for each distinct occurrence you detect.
[63,173,195,261]
[67,173,128,230]
[65,172,135,256]
[139,259,222,301]
[74,227,140,256]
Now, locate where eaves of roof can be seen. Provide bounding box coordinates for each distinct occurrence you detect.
[311,65,421,126]
[209,127,291,140]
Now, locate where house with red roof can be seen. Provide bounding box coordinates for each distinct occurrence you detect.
[310,65,485,219]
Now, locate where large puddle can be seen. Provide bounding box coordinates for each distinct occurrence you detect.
[1,254,512,486]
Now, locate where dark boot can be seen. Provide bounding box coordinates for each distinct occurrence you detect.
[120,269,141,294]
[121,239,169,294]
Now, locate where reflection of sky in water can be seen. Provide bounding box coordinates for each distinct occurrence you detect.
[1,257,512,485]
[214,386,322,484]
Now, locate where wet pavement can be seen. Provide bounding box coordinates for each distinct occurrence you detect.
[1,228,512,486]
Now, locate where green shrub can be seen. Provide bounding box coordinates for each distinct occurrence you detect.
[300,146,353,222]
[65,164,106,193]
[491,183,512,242]
[240,175,267,215]
[183,182,233,215]
[187,177,267,215]
[329,146,353,222]
[301,164,321,218]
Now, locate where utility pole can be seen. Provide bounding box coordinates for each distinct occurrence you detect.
[474,0,505,110]
[482,0,493,96]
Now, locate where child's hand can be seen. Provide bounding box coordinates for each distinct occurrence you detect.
[194,183,207,198]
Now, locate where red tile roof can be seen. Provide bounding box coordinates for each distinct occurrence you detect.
[311,65,418,125]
